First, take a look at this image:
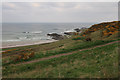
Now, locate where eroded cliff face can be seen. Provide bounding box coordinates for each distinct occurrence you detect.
[83,21,120,37]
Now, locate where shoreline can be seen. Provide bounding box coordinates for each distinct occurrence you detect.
[1,40,57,49]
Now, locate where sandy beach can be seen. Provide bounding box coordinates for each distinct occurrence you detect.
[2,40,57,49]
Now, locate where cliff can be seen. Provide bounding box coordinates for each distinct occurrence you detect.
[83,21,120,37]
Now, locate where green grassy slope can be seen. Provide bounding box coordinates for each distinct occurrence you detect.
[3,42,119,78]
[2,21,120,78]
[2,40,116,66]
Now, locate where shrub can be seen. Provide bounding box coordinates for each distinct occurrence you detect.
[72,36,85,40]
[13,52,35,62]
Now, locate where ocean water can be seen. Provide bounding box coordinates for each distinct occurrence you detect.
[2,23,94,43]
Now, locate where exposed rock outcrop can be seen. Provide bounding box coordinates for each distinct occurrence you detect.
[64,28,85,35]
[47,33,64,40]
[22,32,29,33]
[47,27,88,40]
[64,32,76,35]
[74,28,81,32]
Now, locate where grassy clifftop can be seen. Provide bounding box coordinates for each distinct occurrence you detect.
[3,42,119,78]
[2,21,120,78]
[83,21,119,38]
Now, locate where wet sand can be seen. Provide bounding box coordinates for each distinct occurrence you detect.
[2,40,57,49]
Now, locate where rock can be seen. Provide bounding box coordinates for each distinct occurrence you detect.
[64,29,76,35]
[22,32,29,33]
[64,32,75,35]
[47,33,64,40]
[64,28,86,35]
[81,27,87,30]
[74,28,81,32]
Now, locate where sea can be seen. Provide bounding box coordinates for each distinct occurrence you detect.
[2,23,94,48]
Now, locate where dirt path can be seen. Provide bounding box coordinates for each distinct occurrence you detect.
[14,41,120,66]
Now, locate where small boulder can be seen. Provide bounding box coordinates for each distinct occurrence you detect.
[47,33,64,40]
[74,28,81,32]
[64,32,75,35]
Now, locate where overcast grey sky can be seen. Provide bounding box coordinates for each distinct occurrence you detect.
[2,2,118,23]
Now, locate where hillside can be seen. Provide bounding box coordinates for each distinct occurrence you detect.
[3,42,119,78]
[2,21,120,78]
[82,21,120,38]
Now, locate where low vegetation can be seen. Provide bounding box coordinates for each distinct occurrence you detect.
[2,21,120,78]
[2,43,119,78]
[83,21,119,37]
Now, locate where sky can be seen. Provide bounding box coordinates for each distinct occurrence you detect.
[2,2,118,23]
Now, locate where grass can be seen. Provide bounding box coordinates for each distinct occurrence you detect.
[2,40,116,65]
[2,29,119,78]
[2,42,119,78]
[72,36,85,40]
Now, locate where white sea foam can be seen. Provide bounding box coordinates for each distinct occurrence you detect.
[31,31,42,34]
[64,29,75,33]
[47,32,57,34]
[18,37,28,40]
[3,39,21,42]
[32,37,42,40]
